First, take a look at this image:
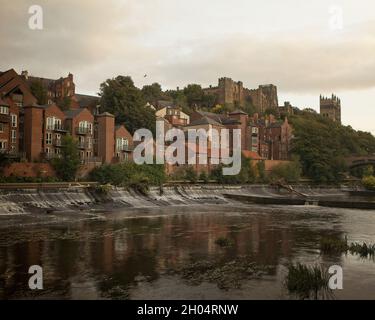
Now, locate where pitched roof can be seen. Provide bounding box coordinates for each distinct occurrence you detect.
[74,93,100,108]
[64,108,85,119]
[188,116,224,127]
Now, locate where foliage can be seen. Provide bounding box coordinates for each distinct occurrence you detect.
[0,176,60,183]
[289,111,375,183]
[51,135,81,181]
[184,166,198,183]
[199,171,209,183]
[57,96,72,111]
[30,80,48,105]
[209,156,257,184]
[319,236,348,254]
[362,175,375,191]
[269,157,302,183]
[285,263,331,300]
[256,161,268,183]
[90,162,166,187]
[141,83,163,105]
[99,75,156,134]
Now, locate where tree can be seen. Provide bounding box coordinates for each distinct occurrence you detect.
[52,135,80,181]
[57,96,72,111]
[30,80,48,105]
[289,111,375,183]
[141,82,163,105]
[183,84,203,107]
[99,76,156,134]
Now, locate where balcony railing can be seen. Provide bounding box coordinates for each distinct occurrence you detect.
[0,149,24,159]
[53,139,64,147]
[76,127,91,135]
[80,157,102,165]
[0,114,10,123]
[53,124,68,132]
[120,145,134,152]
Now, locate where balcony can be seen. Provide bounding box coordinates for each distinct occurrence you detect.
[80,156,102,165]
[41,152,61,161]
[53,124,68,132]
[76,127,91,135]
[121,145,134,152]
[53,139,64,147]
[0,114,10,123]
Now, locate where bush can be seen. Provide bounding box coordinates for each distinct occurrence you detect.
[184,166,197,183]
[362,175,375,191]
[90,162,166,187]
[199,171,209,183]
[269,158,302,183]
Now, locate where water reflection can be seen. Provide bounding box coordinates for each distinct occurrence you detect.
[0,205,374,299]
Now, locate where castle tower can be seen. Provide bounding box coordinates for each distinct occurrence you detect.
[320,94,341,123]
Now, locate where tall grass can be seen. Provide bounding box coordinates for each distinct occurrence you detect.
[285,263,331,300]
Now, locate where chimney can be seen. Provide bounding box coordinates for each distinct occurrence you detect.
[21,70,29,79]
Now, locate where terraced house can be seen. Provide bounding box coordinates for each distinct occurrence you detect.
[0,69,134,169]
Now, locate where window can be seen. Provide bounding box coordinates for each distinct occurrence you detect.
[0,106,9,115]
[124,153,129,161]
[0,141,7,150]
[55,118,62,130]
[87,137,92,149]
[11,130,16,144]
[0,123,3,133]
[47,117,54,130]
[46,147,51,154]
[46,132,52,144]
[79,121,93,134]
[11,114,17,127]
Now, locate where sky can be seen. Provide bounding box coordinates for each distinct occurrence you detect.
[0,0,374,134]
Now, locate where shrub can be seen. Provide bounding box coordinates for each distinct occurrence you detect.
[362,175,375,191]
[199,171,209,183]
[184,166,197,183]
[269,157,302,183]
[90,162,166,187]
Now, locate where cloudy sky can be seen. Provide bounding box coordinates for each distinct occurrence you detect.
[1,0,374,134]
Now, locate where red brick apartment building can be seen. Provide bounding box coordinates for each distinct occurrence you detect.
[0,69,133,171]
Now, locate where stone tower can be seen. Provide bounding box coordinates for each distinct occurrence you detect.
[320,94,341,123]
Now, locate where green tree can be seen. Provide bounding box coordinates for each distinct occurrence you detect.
[141,82,163,105]
[30,80,48,105]
[183,84,203,107]
[52,135,81,181]
[362,175,375,191]
[57,96,72,111]
[289,111,375,183]
[99,75,155,134]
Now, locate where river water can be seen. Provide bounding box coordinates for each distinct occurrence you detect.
[0,203,374,300]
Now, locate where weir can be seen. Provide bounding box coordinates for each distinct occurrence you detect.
[0,184,372,215]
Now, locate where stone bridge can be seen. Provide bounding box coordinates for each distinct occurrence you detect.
[345,155,375,169]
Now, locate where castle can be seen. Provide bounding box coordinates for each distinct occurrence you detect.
[203,77,279,113]
[320,94,341,123]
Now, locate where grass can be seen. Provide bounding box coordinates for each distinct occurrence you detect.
[320,236,375,259]
[319,236,348,254]
[215,237,234,247]
[348,243,375,258]
[285,263,331,300]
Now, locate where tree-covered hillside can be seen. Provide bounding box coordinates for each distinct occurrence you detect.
[289,111,375,182]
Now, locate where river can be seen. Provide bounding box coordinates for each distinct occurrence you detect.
[0,201,374,300]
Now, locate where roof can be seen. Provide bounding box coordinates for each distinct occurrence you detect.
[229,109,248,115]
[242,150,264,160]
[64,108,85,118]
[74,94,100,108]
[0,97,10,107]
[188,116,224,127]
